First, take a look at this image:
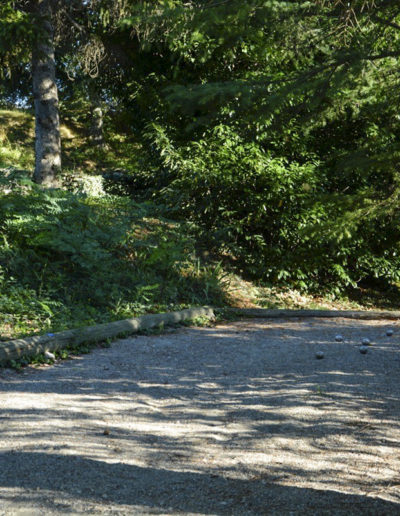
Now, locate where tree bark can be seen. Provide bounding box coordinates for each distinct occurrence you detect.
[32,0,61,186]
[90,104,104,147]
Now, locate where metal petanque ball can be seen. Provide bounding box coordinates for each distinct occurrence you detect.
[315,351,324,359]
[335,335,343,342]
[361,337,371,346]
[386,329,394,336]
[359,345,368,354]
[44,350,56,361]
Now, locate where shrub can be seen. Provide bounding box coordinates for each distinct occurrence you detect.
[144,123,400,293]
[0,178,226,337]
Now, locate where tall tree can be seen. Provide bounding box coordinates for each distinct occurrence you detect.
[0,0,119,184]
[31,0,61,186]
[0,0,61,185]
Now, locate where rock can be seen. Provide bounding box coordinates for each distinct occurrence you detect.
[335,335,343,342]
[315,351,324,359]
[359,345,368,354]
[44,351,56,361]
[386,329,394,336]
[361,338,371,345]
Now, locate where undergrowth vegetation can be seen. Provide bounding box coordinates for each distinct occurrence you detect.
[136,123,400,295]
[2,103,400,342]
[0,170,226,339]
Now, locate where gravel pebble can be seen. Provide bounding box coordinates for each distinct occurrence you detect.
[0,317,399,514]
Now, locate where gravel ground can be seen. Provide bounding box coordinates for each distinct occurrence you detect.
[0,317,400,515]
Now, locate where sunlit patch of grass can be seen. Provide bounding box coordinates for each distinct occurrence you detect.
[0,109,35,169]
[0,143,34,169]
[256,284,400,311]
[0,109,34,143]
[60,125,78,140]
[0,108,140,178]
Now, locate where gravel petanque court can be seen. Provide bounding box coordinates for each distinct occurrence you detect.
[0,317,399,515]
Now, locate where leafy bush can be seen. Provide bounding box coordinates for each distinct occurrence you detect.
[0,179,226,338]
[144,123,400,294]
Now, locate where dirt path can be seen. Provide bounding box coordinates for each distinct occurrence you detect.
[0,317,399,515]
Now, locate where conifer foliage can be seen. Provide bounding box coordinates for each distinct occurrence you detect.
[1,0,400,294]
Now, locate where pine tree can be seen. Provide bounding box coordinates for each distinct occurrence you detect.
[0,0,121,184]
[31,0,61,186]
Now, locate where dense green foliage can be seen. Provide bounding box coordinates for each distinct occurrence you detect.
[144,121,400,293]
[0,172,225,337]
[118,0,400,292]
[2,0,400,339]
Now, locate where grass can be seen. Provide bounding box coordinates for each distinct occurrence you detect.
[0,109,34,169]
[0,108,140,176]
[221,274,400,312]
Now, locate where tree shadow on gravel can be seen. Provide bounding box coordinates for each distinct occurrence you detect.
[0,319,400,512]
[0,450,398,515]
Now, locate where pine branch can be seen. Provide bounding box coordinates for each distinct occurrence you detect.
[371,14,400,31]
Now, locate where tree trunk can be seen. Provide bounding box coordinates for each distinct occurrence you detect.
[32,0,61,186]
[90,104,104,148]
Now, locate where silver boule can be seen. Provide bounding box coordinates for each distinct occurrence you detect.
[335,335,343,342]
[361,338,371,345]
[44,350,56,361]
[386,329,394,336]
[315,351,324,359]
[359,345,368,354]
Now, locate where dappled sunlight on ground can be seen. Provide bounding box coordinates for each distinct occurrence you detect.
[0,317,399,514]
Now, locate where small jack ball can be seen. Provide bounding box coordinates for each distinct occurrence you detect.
[386,329,394,336]
[361,338,371,346]
[359,345,368,354]
[335,335,343,342]
[315,351,324,359]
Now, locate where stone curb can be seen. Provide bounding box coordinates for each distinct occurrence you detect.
[2,306,399,366]
[0,307,214,365]
[219,308,400,319]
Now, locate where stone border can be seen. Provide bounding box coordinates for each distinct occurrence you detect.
[220,308,400,319]
[0,307,214,365]
[2,306,400,366]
